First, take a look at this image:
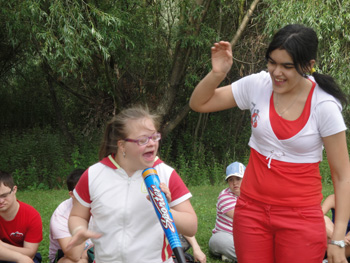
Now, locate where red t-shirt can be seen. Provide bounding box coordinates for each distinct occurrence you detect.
[270,80,316,140]
[0,200,43,246]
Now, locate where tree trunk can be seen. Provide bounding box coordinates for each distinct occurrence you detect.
[43,63,76,145]
[230,0,261,47]
[157,0,213,134]
[160,0,260,138]
[162,104,191,138]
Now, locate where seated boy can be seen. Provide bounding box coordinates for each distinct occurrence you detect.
[49,169,93,263]
[0,171,42,263]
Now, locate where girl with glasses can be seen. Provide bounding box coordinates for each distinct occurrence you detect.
[67,105,197,263]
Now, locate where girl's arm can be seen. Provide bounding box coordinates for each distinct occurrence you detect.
[171,200,198,237]
[67,198,101,254]
[159,183,197,237]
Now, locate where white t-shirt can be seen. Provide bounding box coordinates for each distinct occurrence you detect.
[49,198,93,263]
[232,70,346,165]
[74,156,191,263]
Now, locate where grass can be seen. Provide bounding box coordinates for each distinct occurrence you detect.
[16,183,334,263]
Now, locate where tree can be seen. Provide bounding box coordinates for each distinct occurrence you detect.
[1,0,260,135]
[1,0,349,188]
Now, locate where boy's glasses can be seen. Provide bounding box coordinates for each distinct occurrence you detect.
[124,132,161,146]
[0,188,13,199]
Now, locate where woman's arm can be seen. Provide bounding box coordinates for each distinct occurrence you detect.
[323,131,350,262]
[189,41,237,113]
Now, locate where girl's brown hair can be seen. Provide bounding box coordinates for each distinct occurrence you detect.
[98,105,160,160]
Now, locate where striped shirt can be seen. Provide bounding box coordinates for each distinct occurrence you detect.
[212,188,238,234]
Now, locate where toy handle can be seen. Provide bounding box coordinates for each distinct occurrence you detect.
[142,168,186,263]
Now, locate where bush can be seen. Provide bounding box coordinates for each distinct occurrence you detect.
[0,126,99,189]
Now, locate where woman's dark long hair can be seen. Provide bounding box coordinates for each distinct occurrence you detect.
[266,24,348,106]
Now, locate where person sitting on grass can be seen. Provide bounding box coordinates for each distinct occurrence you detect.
[321,194,350,262]
[209,162,245,263]
[49,169,93,263]
[0,171,43,263]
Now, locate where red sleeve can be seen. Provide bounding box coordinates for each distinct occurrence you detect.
[168,170,190,202]
[74,169,91,204]
[23,203,43,244]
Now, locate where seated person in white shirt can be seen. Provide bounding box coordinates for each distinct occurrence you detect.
[49,169,93,263]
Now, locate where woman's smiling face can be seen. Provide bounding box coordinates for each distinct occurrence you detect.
[267,48,306,95]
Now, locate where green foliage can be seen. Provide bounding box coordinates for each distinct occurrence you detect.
[0,60,54,130]
[0,127,65,188]
[1,0,350,189]
[0,127,99,189]
[25,0,128,76]
[1,0,258,175]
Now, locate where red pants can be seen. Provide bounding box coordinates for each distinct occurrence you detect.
[233,194,327,263]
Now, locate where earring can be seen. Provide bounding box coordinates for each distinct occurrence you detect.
[123,151,126,158]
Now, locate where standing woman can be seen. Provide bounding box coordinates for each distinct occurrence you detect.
[190,24,350,263]
[67,105,197,263]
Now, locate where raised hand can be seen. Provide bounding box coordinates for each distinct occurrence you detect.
[211,41,233,76]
